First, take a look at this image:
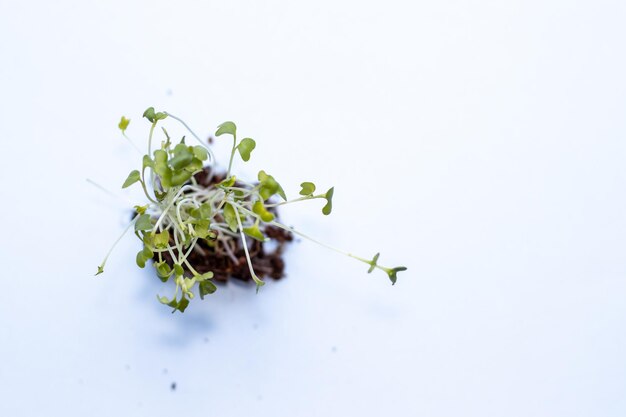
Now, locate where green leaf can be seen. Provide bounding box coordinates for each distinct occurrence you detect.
[118,116,130,132]
[141,232,154,246]
[155,190,167,201]
[143,107,156,122]
[252,200,274,222]
[185,157,203,173]
[169,148,193,170]
[243,224,265,241]
[122,170,141,189]
[172,142,187,153]
[134,214,153,231]
[196,271,214,281]
[387,266,407,285]
[237,138,256,162]
[142,245,154,259]
[136,250,147,268]
[258,170,286,201]
[153,149,168,174]
[193,219,211,239]
[223,203,238,233]
[367,253,380,273]
[142,155,154,169]
[170,169,193,186]
[174,263,184,277]
[177,296,190,312]
[218,176,236,188]
[95,265,104,276]
[155,262,173,282]
[143,107,167,123]
[322,187,334,215]
[157,294,173,305]
[160,293,191,313]
[160,168,173,189]
[215,121,236,137]
[199,280,217,299]
[183,277,196,296]
[277,185,287,201]
[191,203,212,219]
[158,293,186,312]
[193,146,208,161]
[134,204,148,215]
[299,182,316,196]
[154,150,171,187]
[153,230,170,249]
[166,297,178,309]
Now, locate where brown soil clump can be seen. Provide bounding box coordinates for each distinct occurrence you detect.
[156,167,293,283]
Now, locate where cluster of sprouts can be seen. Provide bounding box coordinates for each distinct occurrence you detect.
[96,107,406,312]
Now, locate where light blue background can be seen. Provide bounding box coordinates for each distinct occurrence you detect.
[1,1,625,416]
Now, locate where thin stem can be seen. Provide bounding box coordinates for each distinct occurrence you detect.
[183,258,200,276]
[148,122,157,156]
[265,194,324,207]
[96,216,138,274]
[266,220,388,272]
[268,220,351,258]
[180,238,199,267]
[221,186,255,195]
[176,197,199,226]
[122,132,143,154]
[172,221,185,263]
[231,200,387,273]
[232,200,264,288]
[139,178,157,204]
[157,219,179,262]
[218,236,239,263]
[153,185,195,232]
[227,136,237,178]
[211,223,239,238]
[86,178,135,205]
[139,161,158,204]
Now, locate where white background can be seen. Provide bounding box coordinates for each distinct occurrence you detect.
[1,1,625,416]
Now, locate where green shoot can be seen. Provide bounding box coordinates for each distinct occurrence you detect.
[97,107,407,312]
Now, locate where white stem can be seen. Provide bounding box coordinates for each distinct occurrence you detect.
[232,202,264,288]
[122,133,143,154]
[219,236,239,264]
[97,216,137,272]
[153,185,195,232]
[176,198,200,225]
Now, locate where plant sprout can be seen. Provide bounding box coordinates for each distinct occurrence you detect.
[96,107,407,312]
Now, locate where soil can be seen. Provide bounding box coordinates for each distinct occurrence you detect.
[155,167,293,283]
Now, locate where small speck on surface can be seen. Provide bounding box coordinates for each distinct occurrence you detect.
[203,337,209,343]
[171,382,177,391]
[162,368,168,374]
[331,346,337,353]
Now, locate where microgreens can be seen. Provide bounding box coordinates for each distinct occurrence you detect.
[96,107,407,313]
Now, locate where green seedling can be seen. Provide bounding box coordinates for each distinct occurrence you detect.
[96,107,407,312]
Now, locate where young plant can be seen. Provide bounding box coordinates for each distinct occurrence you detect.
[96,107,406,312]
